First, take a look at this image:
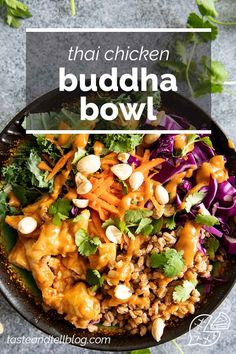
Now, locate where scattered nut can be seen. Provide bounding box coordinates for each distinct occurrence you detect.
[118,152,130,163]
[17,216,37,234]
[77,154,101,174]
[129,171,144,191]
[111,164,133,180]
[164,204,176,217]
[72,199,89,208]
[151,318,165,342]
[155,185,169,205]
[143,134,161,146]
[114,284,132,300]
[106,225,122,244]
[153,205,165,219]
[77,180,92,195]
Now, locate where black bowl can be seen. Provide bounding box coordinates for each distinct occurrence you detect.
[0,89,236,351]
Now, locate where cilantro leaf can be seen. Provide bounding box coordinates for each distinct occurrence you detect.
[195,214,220,226]
[205,236,220,260]
[124,209,153,224]
[152,218,164,235]
[173,279,197,302]
[86,269,104,291]
[75,229,101,256]
[2,0,32,28]
[165,214,176,230]
[187,13,218,42]
[196,0,218,18]
[48,198,71,226]
[150,249,185,277]
[135,218,152,234]
[185,191,206,213]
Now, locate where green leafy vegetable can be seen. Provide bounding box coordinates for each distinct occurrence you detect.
[118,179,129,195]
[150,249,185,277]
[86,269,104,291]
[205,236,220,259]
[48,198,71,226]
[75,229,101,256]
[165,214,176,230]
[124,209,153,224]
[36,135,60,162]
[175,134,213,156]
[195,214,220,226]
[185,191,206,213]
[0,0,32,28]
[135,218,152,234]
[96,134,143,153]
[173,279,197,302]
[27,150,53,190]
[152,218,164,235]
[161,0,236,97]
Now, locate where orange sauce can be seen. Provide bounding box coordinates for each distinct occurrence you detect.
[174,135,187,151]
[196,155,228,184]
[93,141,104,156]
[73,134,89,149]
[176,221,201,266]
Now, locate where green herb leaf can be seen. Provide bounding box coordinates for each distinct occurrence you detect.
[151,218,164,235]
[165,214,176,230]
[205,236,220,260]
[173,279,197,302]
[27,150,53,190]
[48,198,71,226]
[185,191,206,213]
[75,229,101,256]
[150,249,185,277]
[124,209,153,224]
[96,134,143,153]
[196,0,218,18]
[195,214,220,226]
[135,218,152,234]
[187,13,218,42]
[2,0,32,28]
[86,269,104,290]
[118,179,129,195]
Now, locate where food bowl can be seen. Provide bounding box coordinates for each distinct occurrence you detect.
[0,89,236,351]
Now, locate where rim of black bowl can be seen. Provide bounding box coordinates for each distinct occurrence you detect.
[0,88,236,352]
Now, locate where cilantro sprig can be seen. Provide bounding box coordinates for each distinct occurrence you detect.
[48,198,71,226]
[173,279,197,302]
[161,0,236,97]
[86,269,104,292]
[195,214,220,226]
[75,229,101,256]
[175,134,213,156]
[185,191,206,213]
[205,236,220,260]
[0,0,32,28]
[150,249,185,278]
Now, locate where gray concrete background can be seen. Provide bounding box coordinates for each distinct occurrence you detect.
[0,0,236,353]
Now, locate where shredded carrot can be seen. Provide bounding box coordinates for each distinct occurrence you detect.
[85,192,119,214]
[91,210,107,240]
[142,149,151,163]
[38,161,52,172]
[46,150,74,180]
